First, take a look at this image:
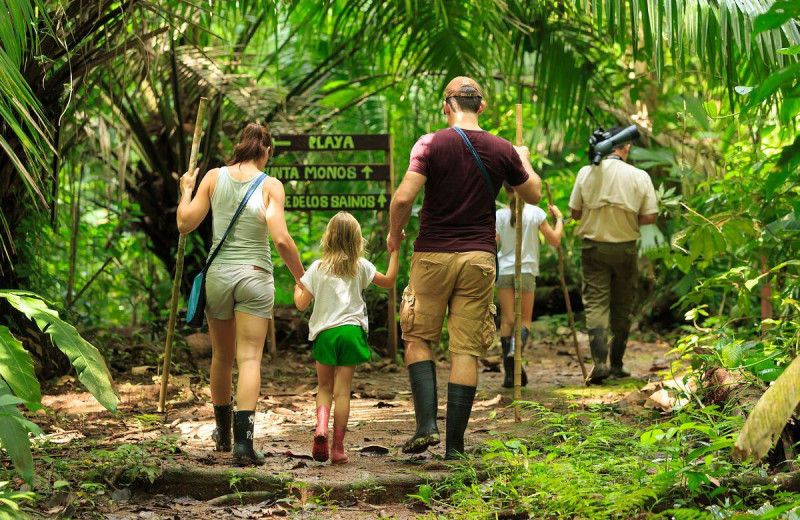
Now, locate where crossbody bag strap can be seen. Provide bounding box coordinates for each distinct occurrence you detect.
[204,172,267,272]
[452,126,495,212]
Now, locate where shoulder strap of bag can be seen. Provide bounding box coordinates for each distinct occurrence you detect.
[452,126,495,212]
[204,172,267,271]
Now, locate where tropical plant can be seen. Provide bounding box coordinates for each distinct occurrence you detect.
[0,290,117,483]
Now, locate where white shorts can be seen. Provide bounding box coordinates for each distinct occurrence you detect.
[205,263,274,320]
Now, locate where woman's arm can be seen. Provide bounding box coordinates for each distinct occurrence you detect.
[372,249,399,289]
[540,204,564,248]
[176,168,216,234]
[294,282,313,311]
[265,179,305,281]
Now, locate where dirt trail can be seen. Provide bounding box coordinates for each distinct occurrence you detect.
[32,328,674,519]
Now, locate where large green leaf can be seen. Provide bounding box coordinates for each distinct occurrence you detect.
[753,0,800,34]
[0,380,35,484]
[734,355,800,461]
[0,291,118,413]
[0,326,40,411]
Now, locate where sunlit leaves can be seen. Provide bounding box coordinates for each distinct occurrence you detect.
[734,354,800,461]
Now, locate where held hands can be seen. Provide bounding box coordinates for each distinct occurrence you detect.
[549,204,563,221]
[180,168,200,195]
[387,230,406,253]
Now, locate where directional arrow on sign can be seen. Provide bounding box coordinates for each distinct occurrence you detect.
[273,140,292,147]
[377,193,387,208]
[361,165,373,180]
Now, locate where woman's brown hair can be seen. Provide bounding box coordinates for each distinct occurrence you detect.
[228,123,273,166]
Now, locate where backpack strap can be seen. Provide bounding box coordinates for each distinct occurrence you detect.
[452,126,495,212]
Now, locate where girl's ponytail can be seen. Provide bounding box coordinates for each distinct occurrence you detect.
[228,123,273,166]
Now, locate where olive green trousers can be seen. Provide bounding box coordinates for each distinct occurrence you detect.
[580,239,638,367]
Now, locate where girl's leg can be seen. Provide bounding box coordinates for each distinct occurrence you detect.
[331,365,356,465]
[497,288,516,337]
[313,362,335,462]
[497,288,516,388]
[207,317,237,405]
[233,312,270,410]
[521,291,535,331]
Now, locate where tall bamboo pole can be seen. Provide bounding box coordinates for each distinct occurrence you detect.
[513,105,524,422]
[387,134,398,363]
[544,181,588,382]
[159,97,208,413]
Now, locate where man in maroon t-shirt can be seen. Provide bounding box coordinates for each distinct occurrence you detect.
[388,76,542,459]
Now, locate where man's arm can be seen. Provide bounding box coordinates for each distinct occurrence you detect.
[388,171,426,252]
[571,209,582,221]
[638,213,657,225]
[512,146,541,205]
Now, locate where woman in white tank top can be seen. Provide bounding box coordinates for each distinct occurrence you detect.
[177,123,305,465]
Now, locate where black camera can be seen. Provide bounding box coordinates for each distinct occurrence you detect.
[585,109,641,165]
[588,125,640,165]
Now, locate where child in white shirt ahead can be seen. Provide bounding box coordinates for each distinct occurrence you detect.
[294,212,399,465]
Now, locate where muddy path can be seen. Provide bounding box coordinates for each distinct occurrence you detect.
[28,324,675,519]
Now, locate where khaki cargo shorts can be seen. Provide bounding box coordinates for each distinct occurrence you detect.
[205,263,275,320]
[400,251,496,357]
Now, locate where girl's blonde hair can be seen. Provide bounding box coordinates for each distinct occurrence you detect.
[320,212,365,278]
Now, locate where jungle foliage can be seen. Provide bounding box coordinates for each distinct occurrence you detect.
[0,0,799,518]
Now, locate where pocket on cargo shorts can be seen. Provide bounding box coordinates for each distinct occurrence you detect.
[481,302,497,348]
[399,287,416,333]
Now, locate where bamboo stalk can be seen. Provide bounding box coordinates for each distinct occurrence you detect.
[158,97,208,413]
[387,133,398,363]
[544,181,588,382]
[514,104,523,423]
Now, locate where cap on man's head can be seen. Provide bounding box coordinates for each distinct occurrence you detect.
[444,76,483,99]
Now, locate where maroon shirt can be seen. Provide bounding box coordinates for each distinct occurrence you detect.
[408,127,529,254]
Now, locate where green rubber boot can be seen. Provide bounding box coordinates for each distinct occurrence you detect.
[445,383,476,460]
[402,361,440,454]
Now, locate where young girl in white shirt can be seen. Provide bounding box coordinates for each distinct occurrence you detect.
[294,212,399,465]
[496,183,564,388]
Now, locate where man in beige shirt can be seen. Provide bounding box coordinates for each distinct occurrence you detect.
[569,127,658,383]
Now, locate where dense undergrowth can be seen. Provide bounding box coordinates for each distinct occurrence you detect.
[418,403,800,520]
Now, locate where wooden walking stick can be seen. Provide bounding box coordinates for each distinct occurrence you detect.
[544,181,588,382]
[514,104,524,422]
[158,97,208,413]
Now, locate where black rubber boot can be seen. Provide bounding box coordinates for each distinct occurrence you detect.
[587,327,609,384]
[609,332,630,378]
[445,383,476,460]
[501,337,514,388]
[211,398,233,452]
[232,410,265,466]
[402,361,440,454]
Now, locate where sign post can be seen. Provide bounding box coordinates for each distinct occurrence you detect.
[271,133,397,363]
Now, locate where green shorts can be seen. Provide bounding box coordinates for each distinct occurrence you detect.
[312,325,371,366]
[496,273,536,292]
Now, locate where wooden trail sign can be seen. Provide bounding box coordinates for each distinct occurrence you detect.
[272,134,390,152]
[266,164,389,182]
[285,193,390,211]
[270,132,398,363]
